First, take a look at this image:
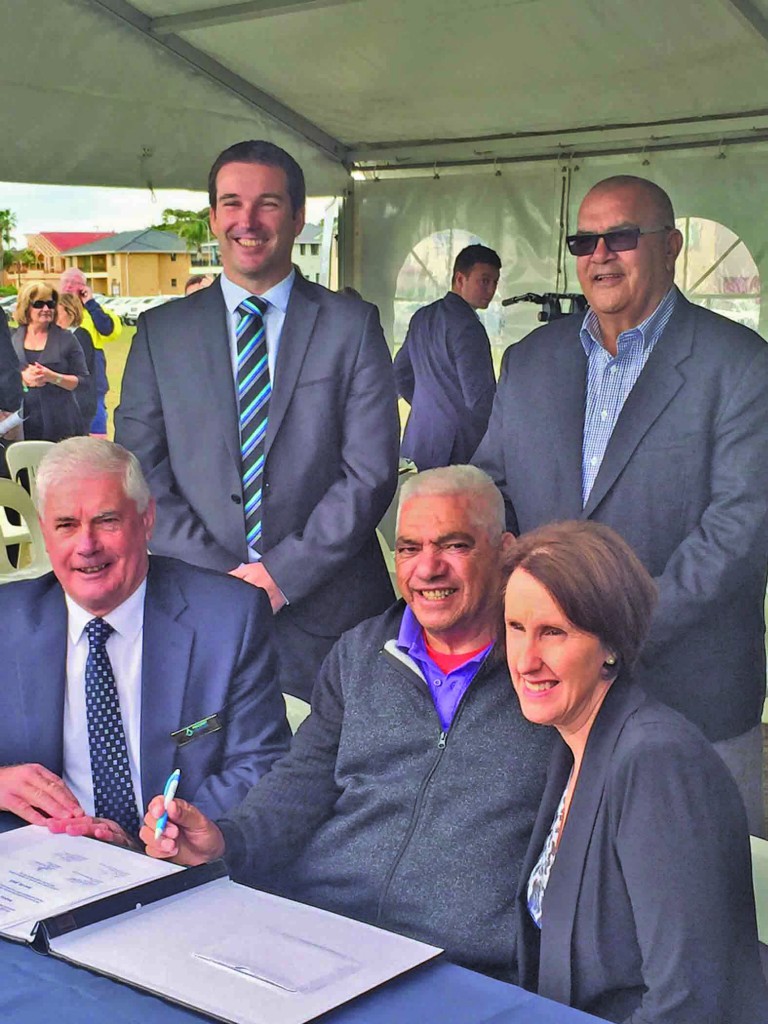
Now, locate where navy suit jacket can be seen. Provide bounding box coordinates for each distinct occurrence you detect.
[394,291,495,469]
[474,292,768,741]
[515,680,768,1023]
[0,308,22,412]
[115,276,399,697]
[0,556,291,826]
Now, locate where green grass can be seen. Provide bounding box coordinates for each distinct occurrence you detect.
[104,325,135,438]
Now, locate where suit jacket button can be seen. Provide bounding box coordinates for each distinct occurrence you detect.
[231,494,242,505]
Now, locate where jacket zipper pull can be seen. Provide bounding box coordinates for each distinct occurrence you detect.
[437,731,447,749]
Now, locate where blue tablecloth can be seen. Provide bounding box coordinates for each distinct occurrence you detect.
[0,937,602,1024]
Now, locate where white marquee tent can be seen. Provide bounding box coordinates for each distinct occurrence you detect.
[3,0,768,342]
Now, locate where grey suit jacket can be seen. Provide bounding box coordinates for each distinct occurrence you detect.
[515,680,768,1023]
[474,292,768,741]
[115,275,399,656]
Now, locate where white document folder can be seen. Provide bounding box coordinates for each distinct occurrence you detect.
[1,827,442,1024]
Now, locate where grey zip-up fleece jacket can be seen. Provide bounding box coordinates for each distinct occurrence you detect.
[218,602,552,981]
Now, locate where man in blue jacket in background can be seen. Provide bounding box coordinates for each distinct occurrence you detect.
[395,244,500,470]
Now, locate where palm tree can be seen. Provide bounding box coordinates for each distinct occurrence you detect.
[11,248,36,288]
[0,209,17,279]
[175,216,209,259]
[154,207,210,262]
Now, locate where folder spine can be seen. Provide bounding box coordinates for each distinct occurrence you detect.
[33,859,228,952]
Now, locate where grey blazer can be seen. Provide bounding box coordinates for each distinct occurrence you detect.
[474,291,768,741]
[115,276,399,692]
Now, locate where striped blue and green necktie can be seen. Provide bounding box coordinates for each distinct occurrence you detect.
[236,296,270,553]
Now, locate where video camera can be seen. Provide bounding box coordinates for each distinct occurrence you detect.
[501,292,589,323]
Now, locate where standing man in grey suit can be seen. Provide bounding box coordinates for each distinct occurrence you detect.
[116,141,400,702]
[474,175,768,834]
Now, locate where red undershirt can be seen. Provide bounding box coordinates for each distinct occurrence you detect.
[424,636,490,674]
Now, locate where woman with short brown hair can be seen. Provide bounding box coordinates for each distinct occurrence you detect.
[505,520,767,1022]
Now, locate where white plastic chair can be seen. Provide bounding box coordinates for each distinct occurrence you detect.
[5,439,56,506]
[0,497,31,549]
[376,528,400,599]
[283,694,311,734]
[378,457,418,550]
[751,835,768,981]
[0,478,51,582]
[752,836,768,939]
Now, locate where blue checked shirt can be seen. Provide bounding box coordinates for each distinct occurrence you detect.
[580,287,678,505]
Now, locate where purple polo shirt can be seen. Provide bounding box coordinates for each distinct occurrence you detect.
[396,606,492,731]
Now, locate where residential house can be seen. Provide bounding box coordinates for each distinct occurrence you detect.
[191,223,330,285]
[1,232,114,290]
[62,229,191,296]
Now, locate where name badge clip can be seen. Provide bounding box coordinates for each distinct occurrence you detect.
[171,713,222,747]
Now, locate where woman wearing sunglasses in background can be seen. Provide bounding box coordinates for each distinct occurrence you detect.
[504,520,768,1024]
[12,283,89,441]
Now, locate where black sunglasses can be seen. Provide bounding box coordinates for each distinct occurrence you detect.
[31,299,56,309]
[566,226,671,257]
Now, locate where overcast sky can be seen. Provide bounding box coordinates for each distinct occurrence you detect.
[0,182,330,242]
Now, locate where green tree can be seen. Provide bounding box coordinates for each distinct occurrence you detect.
[14,249,36,288]
[153,207,210,258]
[176,217,209,258]
[0,209,17,273]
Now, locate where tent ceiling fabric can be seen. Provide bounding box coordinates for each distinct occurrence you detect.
[0,0,349,195]
[2,0,768,192]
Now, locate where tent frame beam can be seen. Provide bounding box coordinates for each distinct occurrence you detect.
[349,107,768,162]
[722,0,768,49]
[151,0,361,35]
[84,0,349,164]
[354,128,768,177]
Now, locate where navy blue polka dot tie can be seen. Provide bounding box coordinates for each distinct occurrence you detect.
[84,618,140,835]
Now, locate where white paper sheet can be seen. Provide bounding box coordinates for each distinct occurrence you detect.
[0,410,22,438]
[0,826,182,941]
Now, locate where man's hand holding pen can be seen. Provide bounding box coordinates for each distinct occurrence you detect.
[141,795,226,866]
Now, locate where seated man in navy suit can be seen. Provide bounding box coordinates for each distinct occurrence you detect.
[0,437,290,843]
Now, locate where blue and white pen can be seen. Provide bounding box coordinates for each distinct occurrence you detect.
[155,768,181,841]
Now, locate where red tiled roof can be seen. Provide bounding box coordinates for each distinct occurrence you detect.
[41,232,115,253]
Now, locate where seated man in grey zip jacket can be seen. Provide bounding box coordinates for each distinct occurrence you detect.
[140,465,552,981]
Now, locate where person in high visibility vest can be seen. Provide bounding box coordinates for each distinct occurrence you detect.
[60,268,122,436]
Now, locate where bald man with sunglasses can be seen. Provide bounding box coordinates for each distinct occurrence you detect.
[475,174,768,835]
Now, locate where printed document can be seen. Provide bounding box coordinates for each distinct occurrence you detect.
[0,826,181,941]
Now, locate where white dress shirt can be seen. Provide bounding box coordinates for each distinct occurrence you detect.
[62,580,147,817]
[219,267,295,386]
